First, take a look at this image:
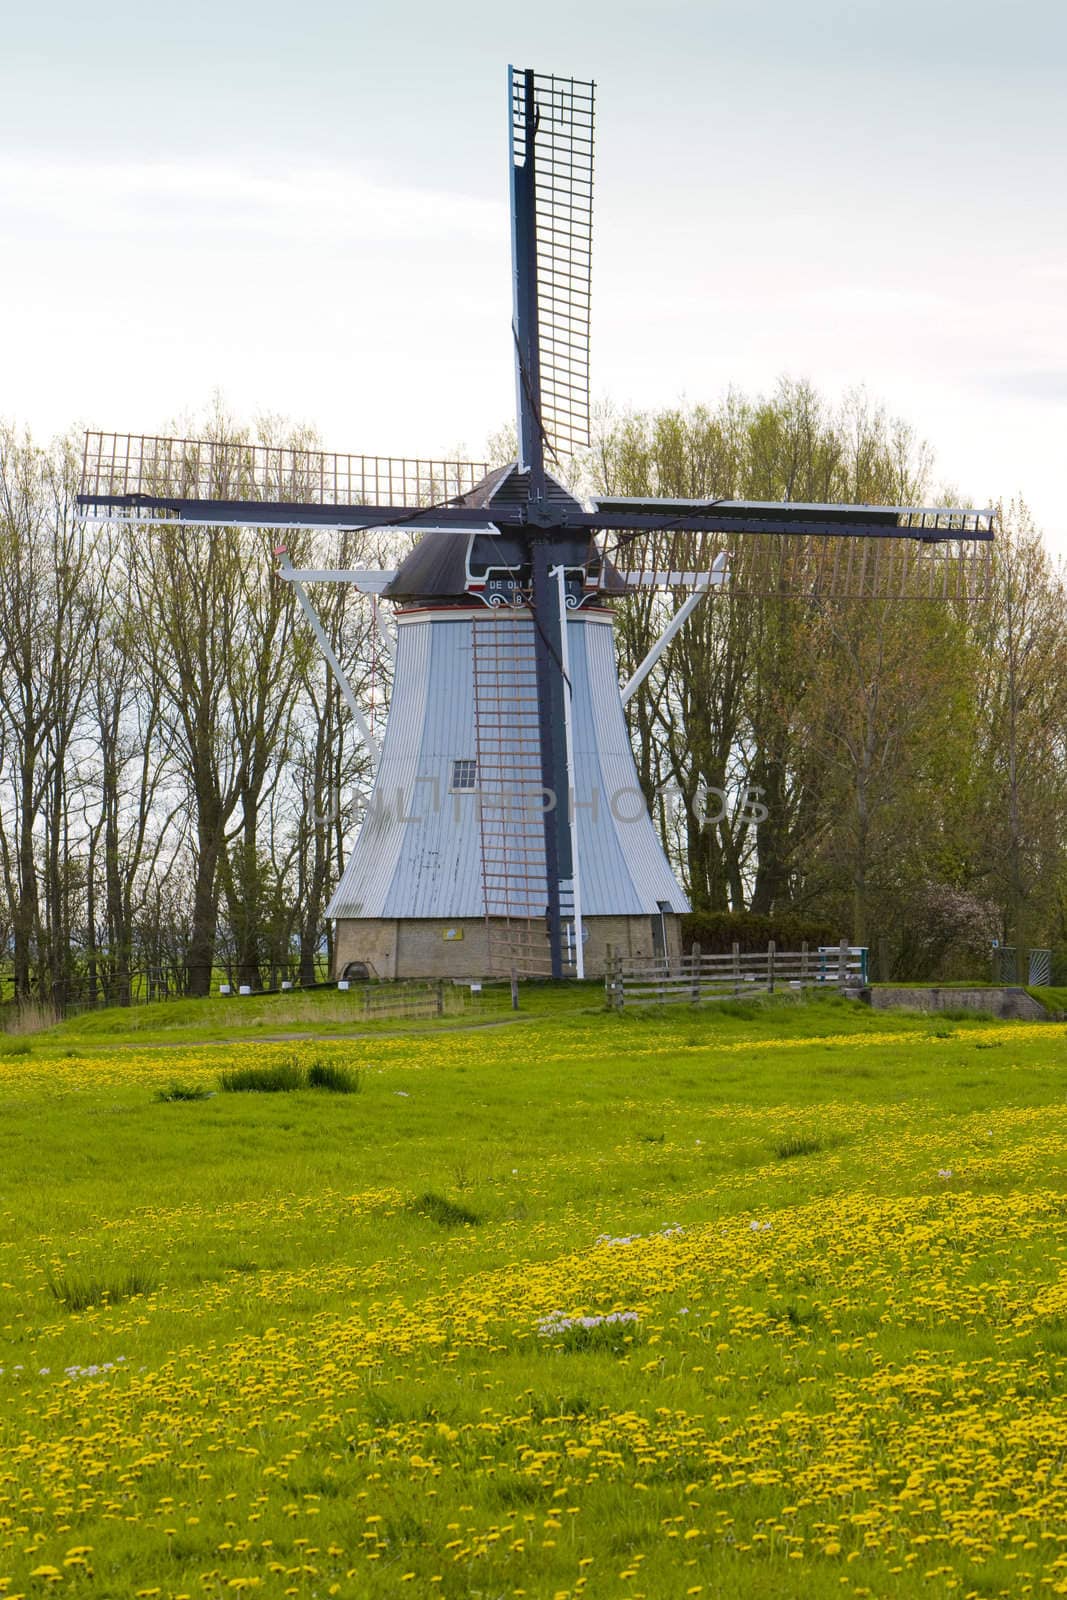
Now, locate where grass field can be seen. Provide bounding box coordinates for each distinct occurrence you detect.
[1,992,1066,1598]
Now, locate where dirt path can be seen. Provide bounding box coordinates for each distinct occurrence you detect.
[113,1015,532,1052]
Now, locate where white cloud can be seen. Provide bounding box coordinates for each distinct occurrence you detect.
[0,156,501,245]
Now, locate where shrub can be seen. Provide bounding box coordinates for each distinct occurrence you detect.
[219,1061,306,1093]
[307,1059,362,1094]
[47,1266,157,1312]
[412,1192,480,1228]
[895,883,1001,982]
[155,1082,212,1102]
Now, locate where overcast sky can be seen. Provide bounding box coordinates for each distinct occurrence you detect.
[3,0,1065,548]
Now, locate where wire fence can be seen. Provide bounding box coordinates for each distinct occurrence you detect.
[0,968,524,1031]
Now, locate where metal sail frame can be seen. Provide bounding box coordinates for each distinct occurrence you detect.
[75,64,997,981]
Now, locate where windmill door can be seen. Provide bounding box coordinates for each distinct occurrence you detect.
[652,900,672,963]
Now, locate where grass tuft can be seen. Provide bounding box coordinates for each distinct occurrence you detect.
[709,999,760,1020]
[0,1036,32,1057]
[307,1059,362,1094]
[155,1081,213,1102]
[412,1191,481,1228]
[218,1055,361,1094]
[4,1001,60,1036]
[219,1061,306,1093]
[46,1266,157,1312]
[775,1134,823,1160]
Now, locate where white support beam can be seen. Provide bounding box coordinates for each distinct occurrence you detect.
[279,553,380,768]
[620,569,716,588]
[372,602,397,668]
[620,553,728,706]
[276,567,398,592]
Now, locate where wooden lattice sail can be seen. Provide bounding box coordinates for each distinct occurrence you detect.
[619,522,992,604]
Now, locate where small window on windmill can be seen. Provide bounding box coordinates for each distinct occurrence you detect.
[450,758,477,793]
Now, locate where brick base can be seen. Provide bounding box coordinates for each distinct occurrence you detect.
[333,913,682,981]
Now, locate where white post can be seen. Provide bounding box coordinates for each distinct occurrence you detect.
[553,565,584,980]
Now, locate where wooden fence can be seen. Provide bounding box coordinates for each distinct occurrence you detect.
[605,941,868,1010]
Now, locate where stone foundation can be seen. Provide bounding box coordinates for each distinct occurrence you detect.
[868,986,1048,1020]
[333,913,682,981]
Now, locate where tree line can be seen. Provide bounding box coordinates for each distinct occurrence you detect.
[0,381,1064,1006]
[598,384,1066,980]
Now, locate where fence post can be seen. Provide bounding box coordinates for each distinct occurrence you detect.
[801,941,808,985]
[768,940,776,994]
[690,941,702,1004]
[613,953,625,1011]
[732,941,741,997]
[436,979,445,1017]
[510,967,520,1011]
[839,938,849,988]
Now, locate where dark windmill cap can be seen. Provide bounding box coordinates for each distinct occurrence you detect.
[384,462,601,603]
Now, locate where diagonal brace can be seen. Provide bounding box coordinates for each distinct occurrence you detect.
[620,553,728,706]
[278,551,380,767]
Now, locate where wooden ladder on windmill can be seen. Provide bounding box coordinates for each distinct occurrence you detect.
[471,613,554,978]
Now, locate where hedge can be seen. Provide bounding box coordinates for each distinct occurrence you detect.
[680,910,840,955]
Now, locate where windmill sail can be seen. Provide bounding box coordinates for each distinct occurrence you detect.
[621,531,992,603]
[509,68,595,478]
[601,498,996,602]
[78,431,490,526]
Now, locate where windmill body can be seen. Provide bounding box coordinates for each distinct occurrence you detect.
[327,469,687,980]
[76,66,995,986]
[328,604,687,979]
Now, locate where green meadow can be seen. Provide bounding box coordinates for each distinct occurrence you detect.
[1,993,1066,1598]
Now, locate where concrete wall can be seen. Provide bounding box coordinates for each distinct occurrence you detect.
[869,986,1047,1020]
[333,912,682,980]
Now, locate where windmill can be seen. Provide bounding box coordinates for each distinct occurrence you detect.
[77,67,995,983]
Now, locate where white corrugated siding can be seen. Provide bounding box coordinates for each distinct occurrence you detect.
[328,608,688,922]
[573,617,689,914]
[382,618,483,917]
[327,617,431,918]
